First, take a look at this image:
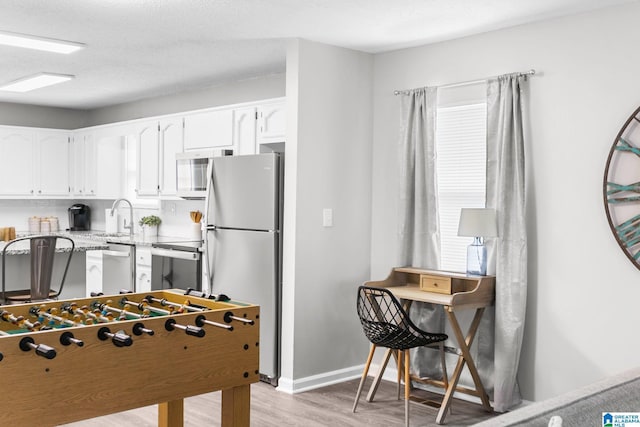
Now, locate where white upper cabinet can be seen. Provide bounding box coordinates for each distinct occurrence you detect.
[36,131,71,197]
[257,101,286,144]
[233,107,257,155]
[183,109,234,150]
[72,129,125,199]
[136,122,160,196]
[0,127,71,198]
[0,128,35,196]
[94,133,125,199]
[0,97,284,201]
[159,118,183,197]
[71,131,95,197]
[133,118,182,199]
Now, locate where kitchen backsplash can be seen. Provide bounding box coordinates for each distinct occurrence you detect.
[0,199,206,239]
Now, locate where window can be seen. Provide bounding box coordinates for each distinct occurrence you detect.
[436,100,487,271]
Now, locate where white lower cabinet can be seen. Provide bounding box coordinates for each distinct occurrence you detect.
[136,247,152,293]
[85,250,103,297]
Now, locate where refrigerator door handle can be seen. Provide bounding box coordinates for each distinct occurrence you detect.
[204,229,215,294]
[203,159,216,293]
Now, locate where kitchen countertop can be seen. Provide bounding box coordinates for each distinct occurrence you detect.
[0,231,201,255]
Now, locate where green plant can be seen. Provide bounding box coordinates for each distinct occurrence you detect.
[139,215,161,226]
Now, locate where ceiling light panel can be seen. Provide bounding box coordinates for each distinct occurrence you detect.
[0,73,75,92]
[0,30,84,54]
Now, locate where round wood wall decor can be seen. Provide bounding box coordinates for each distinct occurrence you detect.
[604,105,640,270]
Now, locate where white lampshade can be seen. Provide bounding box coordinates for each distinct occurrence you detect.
[457,208,498,238]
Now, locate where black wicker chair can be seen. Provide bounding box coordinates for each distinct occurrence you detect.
[352,285,448,426]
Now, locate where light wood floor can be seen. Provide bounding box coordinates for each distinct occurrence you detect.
[60,379,496,427]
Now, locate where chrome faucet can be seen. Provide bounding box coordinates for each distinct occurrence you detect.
[110,198,134,237]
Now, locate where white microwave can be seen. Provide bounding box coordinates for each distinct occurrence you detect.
[176,149,232,199]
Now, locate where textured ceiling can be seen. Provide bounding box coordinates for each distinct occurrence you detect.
[0,0,635,110]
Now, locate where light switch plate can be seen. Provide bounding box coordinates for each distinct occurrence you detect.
[322,208,333,227]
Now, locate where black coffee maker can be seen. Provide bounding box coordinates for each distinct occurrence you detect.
[68,204,91,231]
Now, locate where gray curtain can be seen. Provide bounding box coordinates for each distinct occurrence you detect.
[397,87,444,377]
[484,73,529,412]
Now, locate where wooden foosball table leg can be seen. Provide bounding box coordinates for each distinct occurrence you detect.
[221,384,251,427]
[158,399,184,427]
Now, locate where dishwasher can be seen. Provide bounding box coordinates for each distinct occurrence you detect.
[150,241,202,291]
[102,242,136,294]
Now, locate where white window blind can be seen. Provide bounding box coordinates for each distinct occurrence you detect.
[436,103,487,271]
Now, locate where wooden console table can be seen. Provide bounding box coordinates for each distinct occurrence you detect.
[364,267,495,425]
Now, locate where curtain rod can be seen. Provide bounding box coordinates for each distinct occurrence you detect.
[393,69,536,95]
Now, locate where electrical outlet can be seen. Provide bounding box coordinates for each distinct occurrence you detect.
[167,202,176,216]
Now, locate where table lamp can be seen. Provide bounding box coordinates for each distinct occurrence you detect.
[457,208,498,275]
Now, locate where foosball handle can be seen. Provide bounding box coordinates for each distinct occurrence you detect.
[90,292,104,297]
[0,352,3,362]
[185,288,206,298]
[60,331,84,347]
[132,322,155,336]
[164,318,205,338]
[19,336,57,359]
[97,327,133,347]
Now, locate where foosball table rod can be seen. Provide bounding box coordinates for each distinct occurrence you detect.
[121,298,173,316]
[1,310,40,331]
[195,315,233,331]
[93,301,149,320]
[143,295,207,313]
[223,311,255,325]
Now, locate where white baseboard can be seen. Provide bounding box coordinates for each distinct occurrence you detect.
[276,364,365,394]
[275,362,533,413]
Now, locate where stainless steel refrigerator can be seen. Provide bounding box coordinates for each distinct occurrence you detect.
[204,153,282,386]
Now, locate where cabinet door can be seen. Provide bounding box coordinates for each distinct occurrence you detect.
[257,102,286,144]
[183,109,233,150]
[136,122,159,196]
[86,251,103,297]
[159,118,183,197]
[71,134,85,196]
[136,267,152,293]
[0,129,35,196]
[37,131,70,196]
[73,133,97,197]
[234,107,257,155]
[95,135,125,199]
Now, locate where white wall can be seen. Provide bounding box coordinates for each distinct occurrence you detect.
[84,73,286,126]
[0,102,86,129]
[371,2,640,402]
[279,39,373,390]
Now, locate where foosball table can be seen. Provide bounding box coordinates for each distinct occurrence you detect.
[0,290,259,427]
